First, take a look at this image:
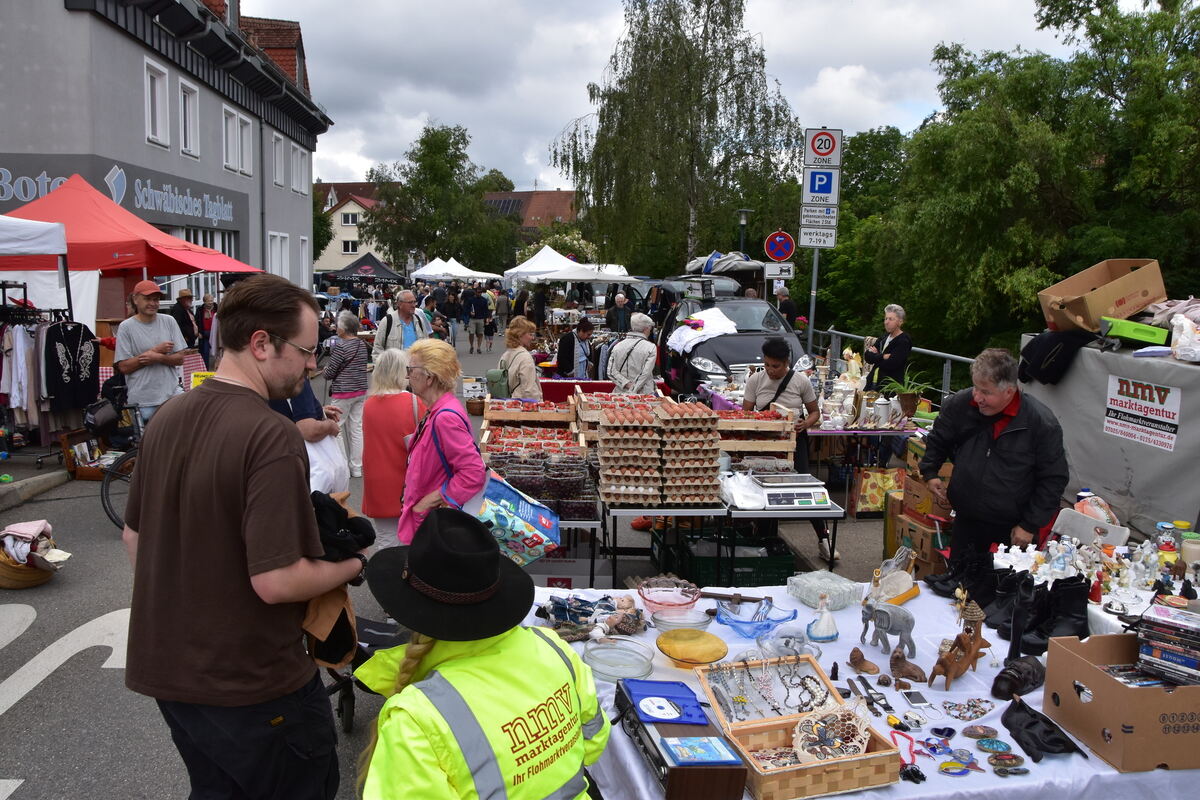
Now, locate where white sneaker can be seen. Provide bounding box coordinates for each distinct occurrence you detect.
[818,539,841,562]
[350,468,363,478]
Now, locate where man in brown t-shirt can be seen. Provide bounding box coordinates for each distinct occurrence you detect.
[123,274,366,800]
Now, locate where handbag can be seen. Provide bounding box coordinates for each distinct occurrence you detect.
[306,434,350,495]
[84,399,119,438]
[427,409,559,566]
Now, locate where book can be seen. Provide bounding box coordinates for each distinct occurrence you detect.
[659,736,743,766]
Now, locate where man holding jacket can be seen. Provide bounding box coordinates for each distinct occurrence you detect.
[919,348,1068,556]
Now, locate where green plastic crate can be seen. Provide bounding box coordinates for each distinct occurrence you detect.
[649,529,678,575]
[677,533,797,587]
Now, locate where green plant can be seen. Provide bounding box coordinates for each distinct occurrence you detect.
[881,367,932,396]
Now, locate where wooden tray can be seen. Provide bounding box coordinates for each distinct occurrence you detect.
[695,655,898,800]
[59,428,109,481]
[715,403,797,434]
[483,395,574,423]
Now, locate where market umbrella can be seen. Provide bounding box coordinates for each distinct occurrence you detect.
[323,252,403,285]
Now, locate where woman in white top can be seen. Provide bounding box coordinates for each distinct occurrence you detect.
[500,316,542,400]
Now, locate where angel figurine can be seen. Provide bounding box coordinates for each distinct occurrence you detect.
[807,593,839,643]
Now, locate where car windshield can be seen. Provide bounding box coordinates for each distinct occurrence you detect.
[717,302,788,333]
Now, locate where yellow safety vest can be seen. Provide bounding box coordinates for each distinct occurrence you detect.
[358,626,610,800]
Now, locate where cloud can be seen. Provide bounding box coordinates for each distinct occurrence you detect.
[244,0,1083,187]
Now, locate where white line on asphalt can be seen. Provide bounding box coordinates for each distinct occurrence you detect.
[0,605,35,651]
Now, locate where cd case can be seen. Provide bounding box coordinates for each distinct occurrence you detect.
[660,736,743,766]
[623,678,708,725]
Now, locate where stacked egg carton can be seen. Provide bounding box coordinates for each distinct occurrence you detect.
[597,407,662,507]
[657,401,721,506]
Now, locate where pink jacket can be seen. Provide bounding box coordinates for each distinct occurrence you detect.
[396,393,487,545]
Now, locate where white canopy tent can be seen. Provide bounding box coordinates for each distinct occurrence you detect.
[587,263,630,277]
[411,258,450,279]
[528,263,644,284]
[412,257,498,282]
[0,215,99,330]
[443,257,500,282]
[504,245,580,281]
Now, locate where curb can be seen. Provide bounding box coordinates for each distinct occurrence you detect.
[0,470,71,513]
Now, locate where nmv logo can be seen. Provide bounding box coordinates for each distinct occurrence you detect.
[1115,378,1171,406]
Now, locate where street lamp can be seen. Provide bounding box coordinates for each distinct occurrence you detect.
[736,208,753,254]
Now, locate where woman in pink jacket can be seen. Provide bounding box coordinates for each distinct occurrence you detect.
[397,339,487,545]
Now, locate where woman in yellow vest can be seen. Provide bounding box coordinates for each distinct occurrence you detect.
[356,508,610,799]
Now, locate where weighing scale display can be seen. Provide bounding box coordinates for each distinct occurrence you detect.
[751,473,832,509]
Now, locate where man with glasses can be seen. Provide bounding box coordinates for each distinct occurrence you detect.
[123,274,366,800]
[372,288,430,361]
[115,280,189,425]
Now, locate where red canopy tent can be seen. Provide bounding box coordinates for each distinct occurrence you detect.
[0,174,261,277]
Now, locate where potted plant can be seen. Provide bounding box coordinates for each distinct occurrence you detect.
[881,368,932,417]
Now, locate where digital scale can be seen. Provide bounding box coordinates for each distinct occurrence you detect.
[750,472,832,510]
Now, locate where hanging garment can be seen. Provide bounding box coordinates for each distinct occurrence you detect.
[44,322,100,413]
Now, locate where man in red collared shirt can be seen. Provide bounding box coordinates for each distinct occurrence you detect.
[919,349,1068,556]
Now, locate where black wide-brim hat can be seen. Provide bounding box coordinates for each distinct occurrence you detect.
[365,508,534,642]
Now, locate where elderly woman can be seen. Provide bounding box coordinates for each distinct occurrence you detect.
[499,316,542,400]
[362,349,426,545]
[864,303,912,392]
[606,312,657,395]
[324,311,370,478]
[396,339,487,545]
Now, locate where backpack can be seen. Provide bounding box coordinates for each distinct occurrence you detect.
[486,354,510,399]
[1019,330,1097,385]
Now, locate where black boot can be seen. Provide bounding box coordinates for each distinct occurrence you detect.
[923,555,969,593]
[999,574,1046,642]
[1020,575,1090,657]
[963,563,1009,610]
[984,570,1026,629]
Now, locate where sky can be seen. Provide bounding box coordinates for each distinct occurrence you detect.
[245,0,1079,190]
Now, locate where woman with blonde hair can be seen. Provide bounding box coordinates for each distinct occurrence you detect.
[357,508,610,799]
[499,316,542,400]
[361,349,425,544]
[395,339,486,545]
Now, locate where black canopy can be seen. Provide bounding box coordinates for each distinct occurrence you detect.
[323,252,403,285]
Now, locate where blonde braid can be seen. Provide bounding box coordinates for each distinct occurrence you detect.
[355,633,438,797]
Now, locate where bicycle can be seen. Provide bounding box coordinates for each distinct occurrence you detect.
[87,395,144,530]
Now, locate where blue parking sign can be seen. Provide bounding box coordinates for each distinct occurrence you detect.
[802,167,840,205]
[809,170,832,193]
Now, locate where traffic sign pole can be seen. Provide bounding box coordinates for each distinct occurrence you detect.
[808,250,818,355]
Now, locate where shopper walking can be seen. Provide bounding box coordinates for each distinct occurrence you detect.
[607,313,657,395]
[170,288,201,349]
[124,274,365,800]
[325,312,370,477]
[493,288,510,334]
[499,316,542,400]
[396,339,487,545]
[362,349,426,546]
[195,293,217,367]
[439,290,462,348]
[464,288,491,355]
[357,508,610,799]
[373,289,431,360]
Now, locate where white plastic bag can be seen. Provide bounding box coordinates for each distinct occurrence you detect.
[1171,313,1200,362]
[306,435,350,494]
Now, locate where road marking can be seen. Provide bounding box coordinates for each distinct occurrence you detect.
[0,608,129,717]
[0,605,35,651]
[0,780,23,799]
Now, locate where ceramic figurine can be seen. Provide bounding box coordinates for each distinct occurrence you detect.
[890,645,927,683]
[807,593,839,643]
[861,600,916,656]
[1088,570,1104,604]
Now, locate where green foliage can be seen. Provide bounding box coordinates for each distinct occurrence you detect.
[516,226,599,264]
[552,0,803,276]
[359,124,521,274]
[880,367,933,397]
[311,190,333,263]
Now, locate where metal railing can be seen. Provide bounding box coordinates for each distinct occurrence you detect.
[809,328,975,402]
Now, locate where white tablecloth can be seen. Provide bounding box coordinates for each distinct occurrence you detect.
[521,583,1197,799]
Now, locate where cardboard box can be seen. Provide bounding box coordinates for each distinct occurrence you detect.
[1043,634,1200,772]
[894,512,950,563]
[526,555,614,590]
[911,555,943,581]
[883,490,905,558]
[904,437,952,480]
[903,475,953,526]
[1038,258,1166,332]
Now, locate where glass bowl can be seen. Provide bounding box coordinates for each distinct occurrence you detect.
[637,577,701,614]
[651,608,713,632]
[756,623,823,660]
[714,598,798,639]
[582,635,654,682]
[655,629,729,669]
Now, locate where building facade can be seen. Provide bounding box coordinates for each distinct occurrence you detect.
[313,193,378,274]
[0,0,331,314]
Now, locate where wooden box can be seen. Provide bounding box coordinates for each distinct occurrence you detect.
[695,656,898,800]
[714,403,795,434]
[482,395,574,423]
[59,429,107,481]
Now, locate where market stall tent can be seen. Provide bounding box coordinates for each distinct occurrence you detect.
[504,245,579,282]
[527,263,642,284]
[411,258,451,280]
[322,252,404,285]
[0,215,99,328]
[442,257,500,282]
[0,216,66,256]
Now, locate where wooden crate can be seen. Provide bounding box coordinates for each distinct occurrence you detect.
[715,403,796,434]
[717,435,797,453]
[482,395,574,423]
[695,655,899,800]
[480,426,584,463]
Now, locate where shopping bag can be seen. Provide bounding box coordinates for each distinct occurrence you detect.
[461,472,560,567]
[306,435,350,495]
[849,466,904,518]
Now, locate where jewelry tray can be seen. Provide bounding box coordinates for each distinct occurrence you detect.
[694,655,898,800]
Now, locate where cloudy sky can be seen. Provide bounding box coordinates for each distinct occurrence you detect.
[247,0,1079,189]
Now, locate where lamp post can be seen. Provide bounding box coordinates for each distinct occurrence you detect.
[736,208,753,254]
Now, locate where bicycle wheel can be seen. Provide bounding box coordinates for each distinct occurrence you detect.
[100,449,138,529]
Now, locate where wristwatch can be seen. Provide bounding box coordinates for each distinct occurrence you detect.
[348,553,368,587]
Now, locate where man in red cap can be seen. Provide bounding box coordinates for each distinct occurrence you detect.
[115,279,188,425]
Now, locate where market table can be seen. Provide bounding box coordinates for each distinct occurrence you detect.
[538,379,671,403]
[600,505,727,587]
[518,583,1196,800]
[728,502,847,574]
[807,428,914,511]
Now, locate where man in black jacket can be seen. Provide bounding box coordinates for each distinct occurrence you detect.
[919,348,1068,556]
[170,288,200,349]
[864,304,912,391]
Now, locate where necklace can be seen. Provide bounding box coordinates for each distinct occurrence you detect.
[733,662,766,718]
[751,660,784,715]
[708,667,744,721]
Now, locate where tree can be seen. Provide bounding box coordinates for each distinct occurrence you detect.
[358,124,521,274]
[516,226,599,264]
[552,0,803,275]
[311,189,333,263]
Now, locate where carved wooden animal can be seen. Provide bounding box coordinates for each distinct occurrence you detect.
[890,645,926,683]
[927,630,991,691]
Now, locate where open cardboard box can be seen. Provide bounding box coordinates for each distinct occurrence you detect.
[1043,633,1200,772]
[1037,259,1166,332]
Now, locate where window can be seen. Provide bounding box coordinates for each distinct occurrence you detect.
[223,105,252,174]
[238,116,253,175]
[144,57,169,147]
[268,232,290,274]
[342,240,359,255]
[341,212,358,226]
[299,236,310,269]
[179,79,199,157]
[272,134,285,187]
[290,144,309,194]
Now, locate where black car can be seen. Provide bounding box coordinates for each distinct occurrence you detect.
[656,297,810,395]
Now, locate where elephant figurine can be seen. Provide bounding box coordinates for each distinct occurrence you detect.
[860,600,916,657]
